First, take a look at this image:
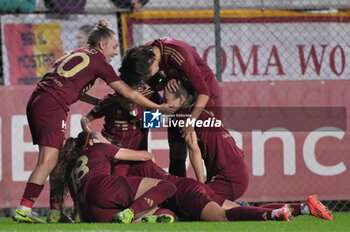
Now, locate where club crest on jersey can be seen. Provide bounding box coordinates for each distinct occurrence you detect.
[143,110,161,128]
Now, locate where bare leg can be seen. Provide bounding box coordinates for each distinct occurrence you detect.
[200,201,228,222]
[134,178,161,199]
[221,200,240,210]
[28,146,60,184]
[132,208,158,223]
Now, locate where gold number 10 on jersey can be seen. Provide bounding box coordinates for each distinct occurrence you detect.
[48,51,90,78]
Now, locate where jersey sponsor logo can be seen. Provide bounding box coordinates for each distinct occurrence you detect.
[143,110,161,128]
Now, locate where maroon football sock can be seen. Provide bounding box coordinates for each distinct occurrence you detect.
[169,159,186,177]
[154,208,177,220]
[226,206,273,221]
[130,180,177,216]
[259,203,301,216]
[20,182,44,208]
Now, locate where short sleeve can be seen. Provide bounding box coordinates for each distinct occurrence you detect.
[99,143,121,160]
[97,61,121,85]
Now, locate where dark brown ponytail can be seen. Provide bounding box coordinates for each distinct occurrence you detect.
[50,131,91,209]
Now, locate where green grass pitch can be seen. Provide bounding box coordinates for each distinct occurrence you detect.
[1,212,348,232]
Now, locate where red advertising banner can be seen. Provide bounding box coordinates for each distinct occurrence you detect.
[0,84,112,208]
[220,80,350,202]
[0,80,349,208]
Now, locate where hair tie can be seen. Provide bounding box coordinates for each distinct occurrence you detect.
[83,131,91,150]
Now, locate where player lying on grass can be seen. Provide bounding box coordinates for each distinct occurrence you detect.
[54,131,176,223]
[113,159,333,221]
[113,159,294,222]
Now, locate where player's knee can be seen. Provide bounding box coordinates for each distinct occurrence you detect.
[200,201,228,222]
[157,180,177,197]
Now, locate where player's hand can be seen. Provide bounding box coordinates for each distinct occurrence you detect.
[159,103,177,114]
[165,79,180,93]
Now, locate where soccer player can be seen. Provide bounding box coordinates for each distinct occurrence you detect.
[81,88,160,150]
[113,160,294,222]
[114,159,333,221]
[86,86,331,221]
[56,131,177,223]
[163,80,330,217]
[160,81,333,221]
[118,37,221,177]
[162,80,248,201]
[13,19,174,224]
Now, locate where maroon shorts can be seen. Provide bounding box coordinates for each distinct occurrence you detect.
[115,161,222,220]
[26,89,67,149]
[126,160,177,182]
[174,178,214,220]
[81,175,142,222]
[206,170,249,202]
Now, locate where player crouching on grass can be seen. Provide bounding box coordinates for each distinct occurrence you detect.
[51,131,176,223]
[162,80,333,221]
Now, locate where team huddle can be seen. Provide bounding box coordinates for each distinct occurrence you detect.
[13,19,333,223]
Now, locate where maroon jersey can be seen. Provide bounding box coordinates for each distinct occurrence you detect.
[176,108,246,184]
[38,48,120,112]
[146,38,220,109]
[72,143,120,198]
[113,160,223,220]
[88,89,160,150]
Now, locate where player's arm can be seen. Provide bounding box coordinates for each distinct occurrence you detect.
[188,94,209,122]
[168,49,210,138]
[78,93,100,105]
[181,94,209,142]
[81,113,96,132]
[109,80,175,114]
[185,131,205,183]
[114,148,154,161]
